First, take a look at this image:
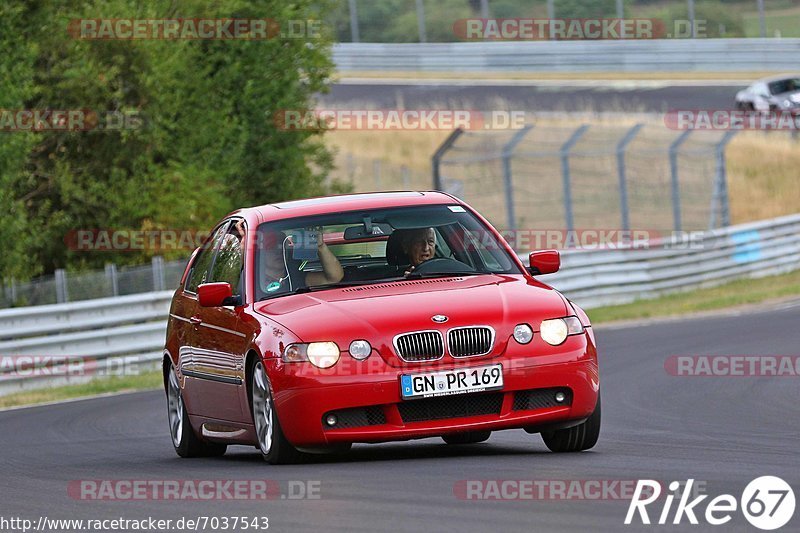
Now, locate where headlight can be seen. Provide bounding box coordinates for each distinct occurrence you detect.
[349,340,372,360]
[539,316,584,346]
[306,342,340,368]
[782,99,793,109]
[282,342,340,368]
[513,324,533,344]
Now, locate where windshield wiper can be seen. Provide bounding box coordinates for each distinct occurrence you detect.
[293,280,378,293]
[404,271,487,280]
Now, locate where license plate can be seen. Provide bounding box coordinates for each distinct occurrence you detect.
[400,364,503,400]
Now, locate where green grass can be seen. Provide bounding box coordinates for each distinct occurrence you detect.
[3,269,800,409]
[588,268,800,324]
[0,370,162,410]
[742,5,800,38]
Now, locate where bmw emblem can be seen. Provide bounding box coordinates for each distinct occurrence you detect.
[432,315,448,323]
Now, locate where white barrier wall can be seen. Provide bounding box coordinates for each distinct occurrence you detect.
[333,39,800,72]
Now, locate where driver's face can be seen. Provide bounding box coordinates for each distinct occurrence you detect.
[406,229,436,266]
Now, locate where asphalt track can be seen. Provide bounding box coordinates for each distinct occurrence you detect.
[1,301,798,533]
[323,81,743,112]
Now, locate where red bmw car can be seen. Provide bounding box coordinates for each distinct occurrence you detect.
[163,191,600,464]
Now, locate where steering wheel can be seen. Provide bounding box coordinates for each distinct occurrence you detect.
[406,257,475,276]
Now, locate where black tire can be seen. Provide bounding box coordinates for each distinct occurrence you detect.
[166,364,227,458]
[541,395,601,453]
[442,430,491,445]
[249,359,306,465]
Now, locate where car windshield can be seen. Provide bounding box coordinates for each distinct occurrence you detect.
[768,78,800,95]
[255,204,521,300]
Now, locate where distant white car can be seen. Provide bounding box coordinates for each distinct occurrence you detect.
[735,74,800,113]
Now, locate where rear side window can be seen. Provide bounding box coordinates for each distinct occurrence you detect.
[185,223,228,293]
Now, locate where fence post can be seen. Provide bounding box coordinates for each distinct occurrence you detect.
[501,125,534,231]
[616,124,644,231]
[415,0,427,43]
[152,256,165,291]
[55,269,68,303]
[105,263,119,297]
[756,0,766,38]
[431,128,464,190]
[560,125,589,232]
[9,278,17,304]
[348,0,360,43]
[709,131,737,229]
[669,130,692,232]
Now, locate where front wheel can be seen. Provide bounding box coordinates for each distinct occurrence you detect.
[541,395,601,453]
[251,360,305,465]
[166,364,227,458]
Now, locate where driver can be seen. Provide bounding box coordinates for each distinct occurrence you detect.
[402,227,436,276]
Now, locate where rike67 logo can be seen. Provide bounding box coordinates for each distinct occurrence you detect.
[626,477,795,530]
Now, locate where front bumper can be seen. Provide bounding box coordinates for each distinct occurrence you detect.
[267,333,599,447]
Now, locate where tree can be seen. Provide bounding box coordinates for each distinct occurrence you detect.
[0,0,339,278]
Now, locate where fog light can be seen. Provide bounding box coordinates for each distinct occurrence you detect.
[325,414,337,426]
[555,391,566,403]
[513,324,533,345]
[349,340,372,360]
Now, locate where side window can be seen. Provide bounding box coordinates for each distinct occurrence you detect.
[433,227,452,259]
[210,221,245,295]
[185,223,228,293]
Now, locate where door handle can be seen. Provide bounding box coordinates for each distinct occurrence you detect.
[189,315,203,326]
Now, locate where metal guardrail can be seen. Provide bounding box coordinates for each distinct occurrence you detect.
[0,291,173,396]
[534,213,800,308]
[0,213,798,396]
[333,39,800,72]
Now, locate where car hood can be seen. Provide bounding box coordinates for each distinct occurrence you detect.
[254,274,569,367]
[771,90,800,102]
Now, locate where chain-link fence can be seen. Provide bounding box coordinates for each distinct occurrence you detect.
[328,0,796,43]
[431,124,740,233]
[1,257,187,308]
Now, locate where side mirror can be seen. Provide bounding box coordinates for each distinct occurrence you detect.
[198,282,235,307]
[528,250,560,275]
